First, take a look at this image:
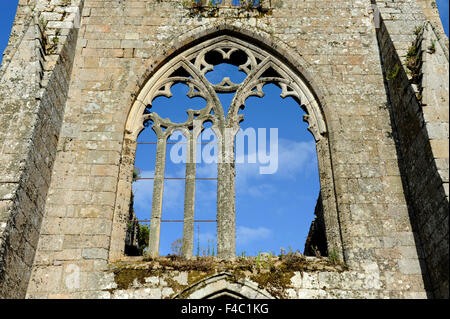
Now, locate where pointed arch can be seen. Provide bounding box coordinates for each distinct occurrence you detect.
[125,34,327,142]
[173,272,275,299]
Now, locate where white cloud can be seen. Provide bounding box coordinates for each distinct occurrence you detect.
[196,162,217,178]
[236,226,272,245]
[132,168,186,213]
[132,164,218,218]
[132,170,154,212]
[246,183,278,197]
[132,139,317,215]
[199,231,216,241]
[236,138,318,197]
[276,138,317,179]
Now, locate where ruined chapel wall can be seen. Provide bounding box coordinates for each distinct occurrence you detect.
[18,0,433,298]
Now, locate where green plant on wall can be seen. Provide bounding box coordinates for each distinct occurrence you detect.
[183,0,205,8]
[197,239,216,257]
[137,224,150,255]
[387,64,401,81]
[255,250,262,268]
[171,238,183,256]
[428,40,436,54]
[183,0,221,16]
[183,0,271,15]
[406,45,418,60]
[414,25,423,36]
[39,18,47,29]
[328,248,340,265]
[132,166,141,182]
[208,0,219,8]
[240,0,255,9]
[255,251,274,269]
[406,45,420,82]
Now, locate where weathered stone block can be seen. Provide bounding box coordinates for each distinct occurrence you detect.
[81,248,108,260]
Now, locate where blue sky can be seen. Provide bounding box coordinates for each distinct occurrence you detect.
[1,1,448,256]
[134,68,319,256]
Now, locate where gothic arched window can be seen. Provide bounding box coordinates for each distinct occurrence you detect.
[125,35,328,259]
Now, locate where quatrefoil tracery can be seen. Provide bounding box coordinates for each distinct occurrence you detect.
[127,36,326,141]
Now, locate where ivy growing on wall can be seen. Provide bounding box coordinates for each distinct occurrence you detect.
[182,0,271,13]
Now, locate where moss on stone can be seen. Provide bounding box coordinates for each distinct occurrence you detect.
[164,276,190,298]
[249,269,294,299]
[112,267,159,290]
[187,270,215,285]
[168,270,215,298]
[107,255,346,297]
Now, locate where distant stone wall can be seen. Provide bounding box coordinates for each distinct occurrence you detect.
[124,193,139,256]
[304,194,327,257]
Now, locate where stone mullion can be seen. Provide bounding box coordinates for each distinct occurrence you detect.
[182,132,196,259]
[217,161,236,259]
[216,125,238,259]
[148,133,168,258]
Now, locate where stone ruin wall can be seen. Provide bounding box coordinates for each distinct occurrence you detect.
[0,0,448,299]
[0,0,84,298]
